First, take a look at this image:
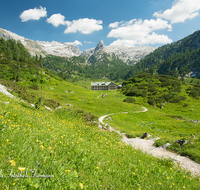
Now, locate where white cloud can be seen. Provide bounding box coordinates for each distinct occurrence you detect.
[109,21,121,28]
[66,40,82,46]
[64,18,103,34]
[47,13,65,27]
[20,6,47,22]
[110,33,172,46]
[84,41,95,44]
[139,32,173,45]
[107,18,172,46]
[153,0,200,23]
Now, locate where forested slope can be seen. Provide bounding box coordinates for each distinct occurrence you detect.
[43,54,132,82]
[0,37,42,81]
[126,30,200,79]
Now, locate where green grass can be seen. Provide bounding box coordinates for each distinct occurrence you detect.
[105,97,200,163]
[14,78,200,164]
[1,77,200,189]
[0,93,200,189]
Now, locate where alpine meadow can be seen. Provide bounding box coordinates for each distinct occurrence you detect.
[1,28,200,190]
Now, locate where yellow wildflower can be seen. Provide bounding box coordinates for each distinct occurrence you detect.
[9,160,16,166]
[39,145,44,150]
[79,183,84,189]
[18,167,25,172]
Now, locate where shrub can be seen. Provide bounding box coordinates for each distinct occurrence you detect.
[126,89,140,96]
[123,97,136,103]
[140,90,147,97]
[75,109,98,123]
[162,94,173,102]
[155,96,166,104]
[183,103,189,107]
[148,87,157,93]
[154,138,171,147]
[44,99,60,108]
[138,84,147,89]
[148,97,155,106]
[171,96,186,103]
[28,83,39,90]
[189,89,199,98]
[161,81,171,87]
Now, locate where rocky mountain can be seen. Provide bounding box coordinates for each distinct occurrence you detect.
[0,28,81,57]
[80,40,156,65]
[0,27,156,64]
[126,30,200,79]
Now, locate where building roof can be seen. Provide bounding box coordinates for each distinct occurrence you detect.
[91,82,112,86]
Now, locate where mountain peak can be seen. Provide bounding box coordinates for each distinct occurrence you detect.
[94,40,106,51]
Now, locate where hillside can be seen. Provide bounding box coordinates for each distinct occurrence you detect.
[43,54,132,82]
[126,30,200,79]
[122,73,185,108]
[1,73,200,189]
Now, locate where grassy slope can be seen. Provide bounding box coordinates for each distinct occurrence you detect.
[105,86,200,164]
[0,79,200,189]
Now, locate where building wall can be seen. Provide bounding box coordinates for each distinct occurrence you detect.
[91,83,118,91]
[108,83,118,90]
[91,85,108,91]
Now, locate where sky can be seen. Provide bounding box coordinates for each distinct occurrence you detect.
[1,0,200,51]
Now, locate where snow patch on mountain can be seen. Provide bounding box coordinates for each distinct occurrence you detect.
[0,28,81,57]
[80,40,156,64]
[106,45,156,64]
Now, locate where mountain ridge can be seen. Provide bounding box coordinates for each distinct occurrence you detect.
[0,27,156,64]
[0,28,81,57]
[80,40,156,65]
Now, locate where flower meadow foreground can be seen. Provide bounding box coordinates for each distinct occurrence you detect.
[0,93,200,189]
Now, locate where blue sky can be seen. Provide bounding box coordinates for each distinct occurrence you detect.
[1,0,200,51]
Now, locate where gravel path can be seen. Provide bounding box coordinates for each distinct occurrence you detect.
[99,107,200,176]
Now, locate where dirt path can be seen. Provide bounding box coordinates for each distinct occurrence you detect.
[98,107,200,176]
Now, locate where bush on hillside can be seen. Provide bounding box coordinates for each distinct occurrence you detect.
[148,97,155,106]
[162,94,174,102]
[126,89,140,96]
[44,99,60,109]
[123,97,136,103]
[155,96,166,104]
[186,86,200,98]
[126,89,147,97]
[75,109,98,123]
[171,96,186,103]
